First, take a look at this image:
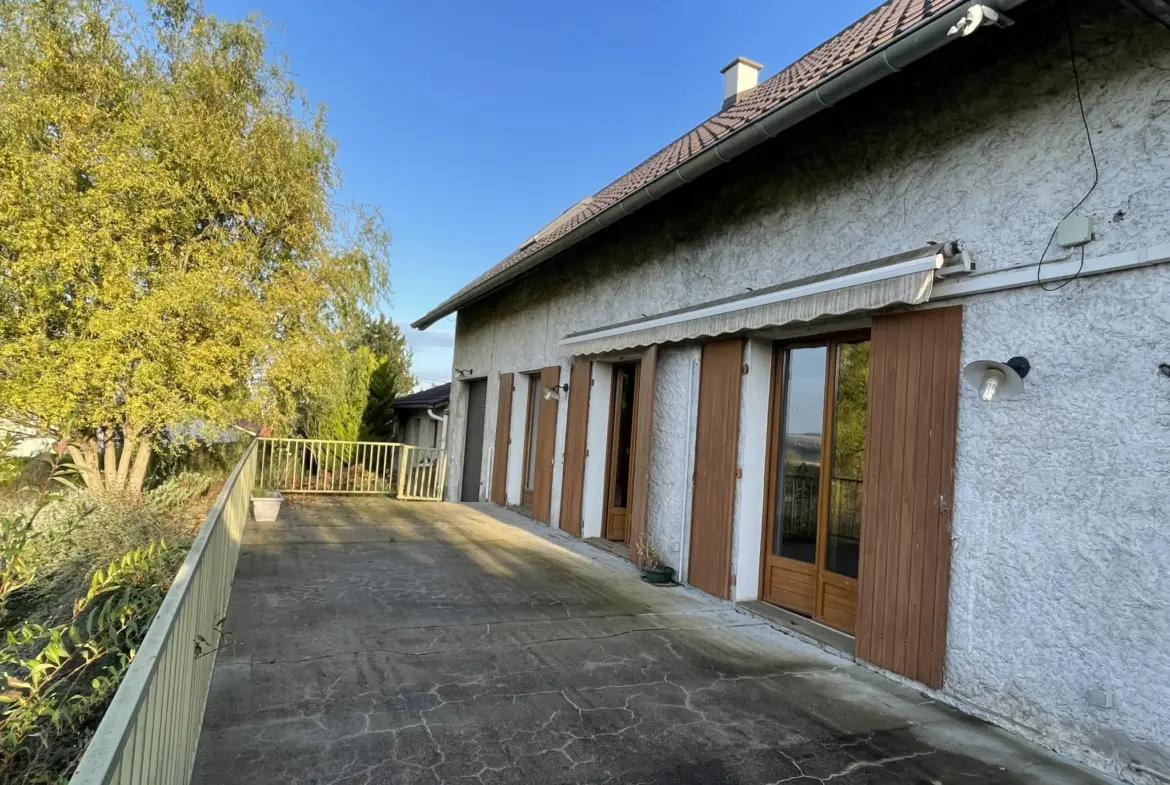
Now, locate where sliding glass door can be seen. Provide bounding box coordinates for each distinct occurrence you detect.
[761,335,870,634]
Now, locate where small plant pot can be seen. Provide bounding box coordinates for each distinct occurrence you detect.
[251,491,283,523]
[641,565,675,585]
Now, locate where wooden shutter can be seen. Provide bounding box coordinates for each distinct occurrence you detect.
[687,339,743,599]
[531,365,561,522]
[856,306,962,689]
[627,346,657,564]
[490,373,513,505]
[558,359,591,536]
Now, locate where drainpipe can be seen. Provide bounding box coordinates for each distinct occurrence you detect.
[411,0,1032,330]
[426,407,448,450]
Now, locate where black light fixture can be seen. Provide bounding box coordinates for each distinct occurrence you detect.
[962,356,1031,402]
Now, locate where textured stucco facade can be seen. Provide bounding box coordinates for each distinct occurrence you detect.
[438,4,1170,781]
[646,346,700,571]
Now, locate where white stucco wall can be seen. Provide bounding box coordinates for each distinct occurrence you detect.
[548,360,570,529]
[441,4,1170,779]
[949,266,1170,777]
[646,346,700,572]
[732,339,773,601]
[506,372,531,505]
[580,363,613,539]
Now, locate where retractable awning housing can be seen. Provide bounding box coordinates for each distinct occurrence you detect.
[559,243,964,356]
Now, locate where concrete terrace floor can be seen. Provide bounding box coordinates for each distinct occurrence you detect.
[192,499,1109,785]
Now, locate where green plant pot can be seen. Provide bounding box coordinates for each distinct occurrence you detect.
[641,565,675,585]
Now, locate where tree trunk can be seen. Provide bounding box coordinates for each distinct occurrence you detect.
[102,426,118,481]
[68,437,104,493]
[115,426,140,489]
[68,427,152,496]
[126,438,152,496]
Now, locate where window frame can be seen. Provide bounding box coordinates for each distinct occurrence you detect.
[758,328,870,629]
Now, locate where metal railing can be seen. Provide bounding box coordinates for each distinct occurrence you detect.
[780,470,863,541]
[397,446,447,501]
[70,440,258,785]
[255,438,447,501]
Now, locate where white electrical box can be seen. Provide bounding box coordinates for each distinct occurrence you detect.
[1057,215,1093,247]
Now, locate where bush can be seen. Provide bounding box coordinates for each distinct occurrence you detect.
[0,454,214,783]
[0,542,181,782]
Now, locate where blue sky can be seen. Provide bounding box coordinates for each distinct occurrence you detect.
[202,0,879,386]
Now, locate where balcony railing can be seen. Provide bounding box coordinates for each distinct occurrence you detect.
[256,438,446,502]
[70,441,258,785]
[781,471,863,541]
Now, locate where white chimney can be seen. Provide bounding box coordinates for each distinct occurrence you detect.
[721,57,763,109]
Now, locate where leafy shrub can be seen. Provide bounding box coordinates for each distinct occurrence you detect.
[147,437,248,492]
[0,450,209,782]
[0,542,180,782]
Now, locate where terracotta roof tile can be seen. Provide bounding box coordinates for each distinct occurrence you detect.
[423,0,961,322]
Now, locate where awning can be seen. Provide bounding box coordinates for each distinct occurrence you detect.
[559,244,950,356]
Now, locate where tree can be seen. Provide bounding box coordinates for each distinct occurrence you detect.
[304,345,378,442]
[359,316,416,393]
[0,0,389,495]
[356,316,415,440]
[360,359,402,441]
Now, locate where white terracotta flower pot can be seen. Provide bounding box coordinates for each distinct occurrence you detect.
[251,491,283,523]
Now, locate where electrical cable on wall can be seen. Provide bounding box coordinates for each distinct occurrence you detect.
[1037,12,1101,292]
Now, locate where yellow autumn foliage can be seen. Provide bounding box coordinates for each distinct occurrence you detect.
[0,0,389,493]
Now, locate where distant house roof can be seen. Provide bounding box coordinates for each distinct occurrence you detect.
[413,0,976,329]
[393,383,451,411]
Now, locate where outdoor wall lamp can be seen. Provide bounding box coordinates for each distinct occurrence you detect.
[963,356,1031,402]
[454,368,473,379]
[542,383,569,401]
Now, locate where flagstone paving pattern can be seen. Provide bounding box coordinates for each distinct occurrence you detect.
[192,498,1108,785]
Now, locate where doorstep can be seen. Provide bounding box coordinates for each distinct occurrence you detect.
[583,537,633,562]
[737,600,856,657]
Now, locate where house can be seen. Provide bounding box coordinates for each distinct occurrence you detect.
[0,420,54,457]
[412,1,1170,781]
[392,383,450,448]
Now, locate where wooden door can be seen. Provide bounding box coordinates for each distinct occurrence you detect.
[531,365,561,522]
[460,379,488,502]
[490,373,513,505]
[688,340,743,599]
[559,359,592,536]
[761,334,870,634]
[602,363,638,543]
[855,306,961,688]
[520,374,540,509]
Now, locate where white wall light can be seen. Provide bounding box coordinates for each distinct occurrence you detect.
[542,383,569,401]
[963,356,1031,402]
[947,4,1013,37]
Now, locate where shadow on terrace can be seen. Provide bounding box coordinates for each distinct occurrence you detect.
[188,495,1108,785]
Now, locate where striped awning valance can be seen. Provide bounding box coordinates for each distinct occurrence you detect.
[559,244,948,357]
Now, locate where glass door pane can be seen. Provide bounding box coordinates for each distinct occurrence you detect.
[773,346,828,563]
[611,365,637,508]
[524,377,541,493]
[824,341,869,578]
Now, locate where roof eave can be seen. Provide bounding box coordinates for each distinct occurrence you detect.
[412,0,1032,331]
